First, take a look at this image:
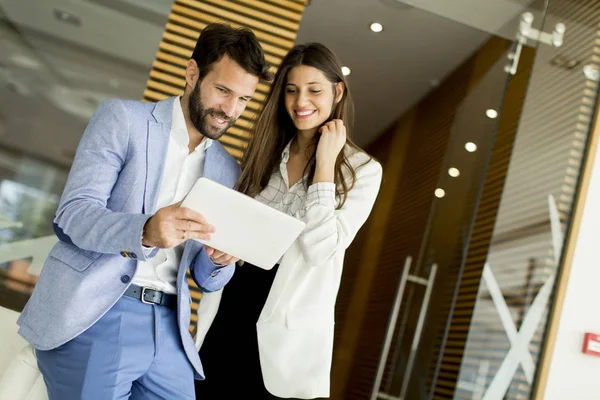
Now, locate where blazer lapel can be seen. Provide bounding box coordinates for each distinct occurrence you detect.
[179,240,202,284]
[144,97,175,214]
[203,144,226,183]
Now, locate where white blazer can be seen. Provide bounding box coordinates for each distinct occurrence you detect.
[195,150,383,399]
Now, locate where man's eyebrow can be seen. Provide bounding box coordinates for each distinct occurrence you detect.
[216,83,253,98]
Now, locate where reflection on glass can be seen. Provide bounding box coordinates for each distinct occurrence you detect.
[0,1,157,310]
[0,180,59,243]
[454,1,600,398]
[0,156,66,307]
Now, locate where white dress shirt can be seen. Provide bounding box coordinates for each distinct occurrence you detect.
[132,97,212,294]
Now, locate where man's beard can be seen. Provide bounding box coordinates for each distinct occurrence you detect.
[188,81,236,140]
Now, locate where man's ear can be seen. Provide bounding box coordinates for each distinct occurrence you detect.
[185,59,200,90]
[335,81,345,103]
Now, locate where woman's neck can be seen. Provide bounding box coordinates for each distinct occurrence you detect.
[291,128,317,156]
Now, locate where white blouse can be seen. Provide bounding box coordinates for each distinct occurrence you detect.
[255,141,339,219]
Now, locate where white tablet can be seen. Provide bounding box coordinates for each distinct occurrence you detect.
[181,177,305,270]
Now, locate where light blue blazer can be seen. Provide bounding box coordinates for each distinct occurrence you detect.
[17,97,239,379]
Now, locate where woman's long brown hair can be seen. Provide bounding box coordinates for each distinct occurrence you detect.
[237,43,370,208]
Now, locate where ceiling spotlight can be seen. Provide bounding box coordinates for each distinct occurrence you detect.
[435,188,446,198]
[370,22,384,33]
[486,109,498,119]
[448,167,460,177]
[465,142,478,152]
[53,9,81,26]
[341,66,351,76]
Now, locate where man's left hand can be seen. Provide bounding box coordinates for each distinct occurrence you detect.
[205,245,239,266]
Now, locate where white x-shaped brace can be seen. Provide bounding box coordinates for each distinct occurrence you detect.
[481,195,563,400]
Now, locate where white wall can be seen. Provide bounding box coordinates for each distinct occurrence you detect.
[544,141,600,399]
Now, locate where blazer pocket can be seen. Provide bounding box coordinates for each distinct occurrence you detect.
[286,307,334,330]
[48,243,102,272]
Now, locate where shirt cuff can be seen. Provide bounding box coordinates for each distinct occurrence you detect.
[209,258,226,267]
[305,182,336,209]
[142,245,156,258]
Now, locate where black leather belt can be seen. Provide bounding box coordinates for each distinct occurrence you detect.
[123,284,177,310]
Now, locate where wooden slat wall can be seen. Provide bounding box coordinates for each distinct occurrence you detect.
[142,0,307,331]
[331,112,415,399]
[336,72,464,398]
[331,37,513,399]
[331,1,600,398]
[432,45,536,399]
[450,1,600,398]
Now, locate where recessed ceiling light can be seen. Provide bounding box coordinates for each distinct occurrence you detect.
[448,167,460,177]
[53,9,81,26]
[486,109,498,119]
[370,22,384,33]
[435,188,446,198]
[465,142,478,152]
[341,66,351,76]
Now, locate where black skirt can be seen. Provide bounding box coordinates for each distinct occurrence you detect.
[195,262,282,399]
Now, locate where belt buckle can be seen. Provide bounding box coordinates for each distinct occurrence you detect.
[140,287,156,305]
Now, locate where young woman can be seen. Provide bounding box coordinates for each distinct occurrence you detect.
[195,43,383,400]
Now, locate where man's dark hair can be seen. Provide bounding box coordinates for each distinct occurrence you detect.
[191,23,273,82]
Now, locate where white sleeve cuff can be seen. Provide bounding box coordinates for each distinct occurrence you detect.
[305,182,336,209]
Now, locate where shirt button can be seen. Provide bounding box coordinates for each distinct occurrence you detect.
[121,275,131,283]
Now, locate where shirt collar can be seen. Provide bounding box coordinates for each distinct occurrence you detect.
[281,139,293,164]
[280,139,310,187]
[171,96,213,153]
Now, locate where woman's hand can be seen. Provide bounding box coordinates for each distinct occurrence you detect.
[315,119,346,168]
[313,119,346,184]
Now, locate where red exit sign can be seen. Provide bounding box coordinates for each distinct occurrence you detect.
[582,333,600,357]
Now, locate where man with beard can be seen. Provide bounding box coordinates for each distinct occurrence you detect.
[17,23,272,400]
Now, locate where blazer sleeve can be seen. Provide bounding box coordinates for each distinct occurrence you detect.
[52,99,153,260]
[297,156,383,267]
[189,246,235,292]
